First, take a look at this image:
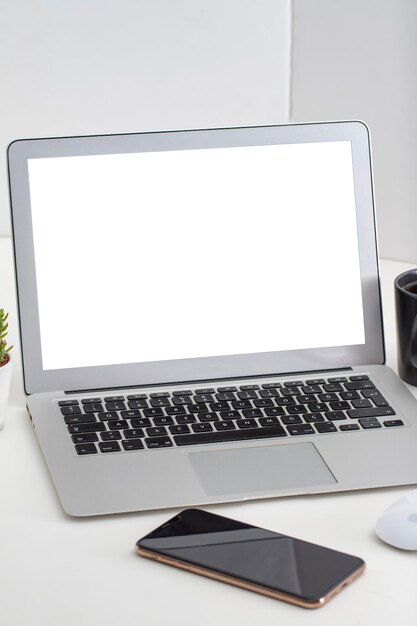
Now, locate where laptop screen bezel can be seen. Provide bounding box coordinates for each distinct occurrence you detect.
[8,121,384,394]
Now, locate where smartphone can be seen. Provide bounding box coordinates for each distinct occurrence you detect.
[136,508,365,609]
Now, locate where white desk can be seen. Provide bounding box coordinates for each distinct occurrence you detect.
[0,236,416,626]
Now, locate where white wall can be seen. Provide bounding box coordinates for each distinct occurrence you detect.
[291,0,417,263]
[0,0,291,235]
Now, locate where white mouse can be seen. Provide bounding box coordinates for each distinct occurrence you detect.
[375,489,417,550]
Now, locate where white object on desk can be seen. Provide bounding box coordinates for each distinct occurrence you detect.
[0,352,12,430]
[375,489,417,550]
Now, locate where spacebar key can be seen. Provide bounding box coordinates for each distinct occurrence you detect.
[174,425,287,446]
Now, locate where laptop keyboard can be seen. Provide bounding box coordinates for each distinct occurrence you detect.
[58,375,404,455]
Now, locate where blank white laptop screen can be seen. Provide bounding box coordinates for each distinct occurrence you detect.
[28,140,364,371]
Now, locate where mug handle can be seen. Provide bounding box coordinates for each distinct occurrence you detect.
[410,315,417,367]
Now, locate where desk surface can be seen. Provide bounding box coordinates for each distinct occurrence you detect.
[1,236,416,626]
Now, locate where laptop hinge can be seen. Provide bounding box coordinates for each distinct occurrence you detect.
[64,367,353,394]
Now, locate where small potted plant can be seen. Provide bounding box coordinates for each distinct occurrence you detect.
[0,309,13,430]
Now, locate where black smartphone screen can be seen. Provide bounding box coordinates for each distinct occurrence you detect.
[137,509,364,603]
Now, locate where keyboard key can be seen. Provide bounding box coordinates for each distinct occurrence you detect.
[231,400,251,410]
[305,378,325,385]
[287,404,307,414]
[275,397,295,406]
[344,381,375,391]
[75,443,97,455]
[287,424,315,436]
[145,436,173,449]
[104,396,125,402]
[192,423,213,433]
[358,417,382,429]
[143,408,164,418]
[123,428,145,439]
[216,392,236,401]
[220,410,240,420]
[188,403,208,413]
[150,392,170,398]
[194,388,215,395]
[121,409,141,419]
[128,399,149,409]
[284,380,303,387]
[347,406,395,419]
[169,424,191,434]
[58,399,79,406]
[68,423,106,434]
[327,376,347,383]
[340,391,360,400]
[318,393,338,402]
[83,403,104,413]
[176,414,197,425]
[198,412,220,422]
[211,401,231,411]
[281,415,303,425]
[236,418,258,429]
[97,411,119,421]
[254,398,274,407]
[329,401,349,410]
[61,405,82,416]
[237,390,258,400]
[153,416,174,426]
[301,385,321,394]
[351,399,373,409]
[325,411,346,421]
[259,416,280,426]
[215,421,236,431]
[99,441,121,453]
[174,425,287,446]
[106,401,126,411]
[146,426,168,437]
[264,407,285,417]
[307,403,328,412]
[242,408,263,418]
[217,386,237,392]
[261,382,282,389]
[194,394,214,403]
[166,405,186,415]
[107,420,129,430]
[349,375,369,381]
[281,388,299,396]
[303,412,325,423]
[101,431,122,441]
[339,424,360,432]
[173,396,192,405]
[81,397,102,404]
[122,439,144,451]
[296,395,317,404]
[369,394,389,407]
[240,384,260,390]
[131,417,152,428]
[323,383,343,392]
[315,422,337,433]
[150,397,171,407]
[259,389,279,398]
[71,433,99,444]
[172,390,193,396]
[383,419,404,427]
[64,414,97,425]
[127,394,148,400]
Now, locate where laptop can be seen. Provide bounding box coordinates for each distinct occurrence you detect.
[8,121,417,516]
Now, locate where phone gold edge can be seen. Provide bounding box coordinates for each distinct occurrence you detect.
[135,545,365,610]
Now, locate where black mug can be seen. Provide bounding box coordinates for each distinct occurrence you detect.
[395,269,417,385]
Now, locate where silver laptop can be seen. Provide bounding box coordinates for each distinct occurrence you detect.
[8,121,417,516]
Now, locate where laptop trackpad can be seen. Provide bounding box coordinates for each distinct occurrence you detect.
[188,443,336,496]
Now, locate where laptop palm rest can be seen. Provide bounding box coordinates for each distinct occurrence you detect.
[188,443,336,496]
